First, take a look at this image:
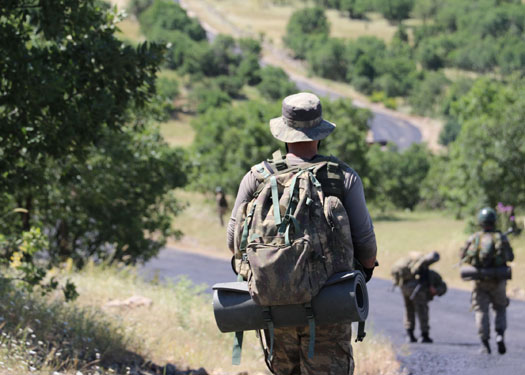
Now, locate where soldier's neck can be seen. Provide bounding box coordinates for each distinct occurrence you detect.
[286,141,319,160]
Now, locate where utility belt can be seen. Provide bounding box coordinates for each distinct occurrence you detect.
[460,265,512,281]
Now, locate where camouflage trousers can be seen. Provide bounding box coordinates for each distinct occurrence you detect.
[271,323,354,375]
[401,281,430,333]
[471,279,509,340]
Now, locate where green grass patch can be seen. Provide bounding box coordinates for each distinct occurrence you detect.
[169,190,231,257]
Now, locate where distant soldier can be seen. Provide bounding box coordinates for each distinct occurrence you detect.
[391,251,447,344]
[215,186,228,227]
[460,207,514,355]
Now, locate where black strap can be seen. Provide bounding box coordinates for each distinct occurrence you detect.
[355,321,366,342]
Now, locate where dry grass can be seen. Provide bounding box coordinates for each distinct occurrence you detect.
[0,262,405,374]
[181,0,406,45]
[169,190,231,257]
[115,18,145,45]
[159,115,195,148]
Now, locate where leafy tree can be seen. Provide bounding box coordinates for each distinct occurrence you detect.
[377,55,418,97]
[257,66,298,100]
[412,0,440,24]
[190,101,282,193]
[0,0,187,293]
[319,99,371,177]
[190,84,232,114]
[374,0,415,22]
[139,0,206,42]
[307,37,349,81]
[408,71,449,116]
[346,36,386,92]
[438,118,461,146]
[367,143,431,210]
[283,7,330,58]
[443,78,525,214]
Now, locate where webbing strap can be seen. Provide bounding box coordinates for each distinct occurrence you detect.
[355,321,366,342]
[304,303,316,359]
[232,331,244,365]
[278,170,305,238]
[240,203,257,251]
[283,215,301,245]
[270,176,282,226]
[256,163,271,179]
[262,307,274,361]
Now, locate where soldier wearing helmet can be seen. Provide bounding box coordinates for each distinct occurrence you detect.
[460,207,514,355]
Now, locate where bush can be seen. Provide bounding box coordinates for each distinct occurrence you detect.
[374,0,415,22]
[307,37,348,81]
[256,66,298,100]
[408,71,450,116]
[139,0,206,42]
[283,7,330,58]
[438,118,461,146]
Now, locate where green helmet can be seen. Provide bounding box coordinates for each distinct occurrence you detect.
[477,207,496,227]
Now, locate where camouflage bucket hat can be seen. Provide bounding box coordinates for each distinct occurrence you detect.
[269,92,336,143]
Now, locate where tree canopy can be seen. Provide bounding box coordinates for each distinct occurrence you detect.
[0,0,188,295]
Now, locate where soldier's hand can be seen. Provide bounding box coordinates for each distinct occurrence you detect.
[363,260,379,283]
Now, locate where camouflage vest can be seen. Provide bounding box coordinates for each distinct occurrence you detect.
[463,231,506,268]
[233,151,353,306]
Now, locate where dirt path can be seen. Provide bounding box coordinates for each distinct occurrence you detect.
[142,247,525,375]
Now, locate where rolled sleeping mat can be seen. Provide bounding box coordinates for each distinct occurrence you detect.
[212,271,368,333]
[460,265,512,281]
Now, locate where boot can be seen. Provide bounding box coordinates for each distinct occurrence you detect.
[480,339,491,354]
[496,332,506,355]
[406,329,417,343]
[420,332,433,344]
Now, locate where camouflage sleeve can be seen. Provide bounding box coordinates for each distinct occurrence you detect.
[227,171,259,252]
[339,163,377,264]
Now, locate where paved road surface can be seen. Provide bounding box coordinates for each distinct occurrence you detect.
[142,248,525,375]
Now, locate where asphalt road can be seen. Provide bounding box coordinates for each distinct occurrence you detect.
[141,248,525,375]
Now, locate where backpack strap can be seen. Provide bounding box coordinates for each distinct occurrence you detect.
[304,302,316,359]
[355,321,366,342]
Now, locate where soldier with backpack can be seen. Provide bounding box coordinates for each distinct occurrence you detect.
[227,92,377,375]
[391,251,447,344]
[460,207,514,355]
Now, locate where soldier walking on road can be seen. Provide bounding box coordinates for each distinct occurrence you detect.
[227,93,378,375]
[391,251,447,344]
[215,186,228,227]
[460,207,514,355]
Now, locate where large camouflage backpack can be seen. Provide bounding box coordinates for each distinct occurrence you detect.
[232,150,354,361]
[462,231,508,268]
[428,270,447,299]
[391,251,440,287]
